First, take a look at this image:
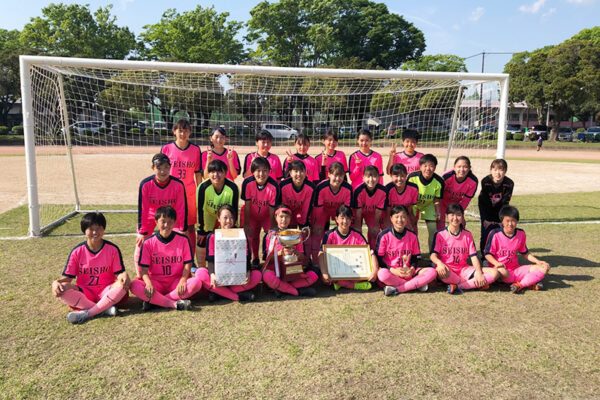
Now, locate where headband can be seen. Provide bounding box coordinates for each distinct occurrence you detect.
[275,207,292,216]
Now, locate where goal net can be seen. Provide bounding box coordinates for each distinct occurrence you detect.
[20,56,509,236]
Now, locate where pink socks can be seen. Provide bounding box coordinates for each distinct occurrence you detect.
[59,286,126,317]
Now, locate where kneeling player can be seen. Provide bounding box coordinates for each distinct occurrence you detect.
[484,205,550,293]
[430,203,498,294]
[52,212,130,324]
[130,206,205,311]
[376,205,436,296]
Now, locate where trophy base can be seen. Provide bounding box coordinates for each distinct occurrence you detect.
[280,259,305,282]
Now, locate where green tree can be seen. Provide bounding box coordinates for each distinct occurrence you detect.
[140,6,246,64]
[21,3,137,59]
[401,54,467,72]
[0,29,24,126]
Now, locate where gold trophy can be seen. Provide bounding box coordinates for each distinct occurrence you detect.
[276,227,310,280]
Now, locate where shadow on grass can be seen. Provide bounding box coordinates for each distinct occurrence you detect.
[541,255,600,268]
[543,272,594,290]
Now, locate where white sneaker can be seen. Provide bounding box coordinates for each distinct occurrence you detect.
[384,286,399,296]
[103,306,118,317]
[417,284,428,292]
[66,309,89,324]
[176,299,192,310]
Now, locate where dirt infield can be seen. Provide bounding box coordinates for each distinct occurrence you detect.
[1,145,600,215]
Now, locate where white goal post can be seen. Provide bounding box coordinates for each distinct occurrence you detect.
[19,55,509,237]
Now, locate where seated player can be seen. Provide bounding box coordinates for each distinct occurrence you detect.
[136,153,187,277]
[430,203,498,294]
[241,157,278,266]
[52,212,130,324]
[262,205,319,297]
[202,205,261,302]
[130,206,205,311]
[376,205,437,296]
[484,205,550,293]
[352,165,386,249]
[318,205,379,291]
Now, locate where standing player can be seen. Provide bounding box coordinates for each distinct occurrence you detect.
[384,163,419,231]
[161,119,202,254]
[430,204,498,293]
[318,206,379,291]
[348,129,383,189]
[309,162,353,266]
[478,159,514,255]
[386,129,424,175]
[243,130,283,182]
[241,157,278,265]
[484,205,550,293]
[351,165,387,249]
[52,212,130,324]
[376,205,437,296]
[437,156,478,230]
[408,154,445,249]
[203,205,262,302]
[136,153,187,278]
[130,206,205,311]
[283,134,320,183]
[202,127,241,181]
[315,130,348,181]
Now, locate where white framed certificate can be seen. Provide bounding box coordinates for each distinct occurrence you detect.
[214,229,247,286]
[323,244,373,280]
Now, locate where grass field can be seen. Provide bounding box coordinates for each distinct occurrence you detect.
[0,192,599,399]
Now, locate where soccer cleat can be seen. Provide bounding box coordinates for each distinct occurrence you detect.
[273,289,283,298]
[480,284,490,291]
[103,306,118,317]
[526,282,544,291]
[447,284,463,294]
[333,283,341,291]
[238,291,255,302]
[142,301,155,312]
[207,292,218,303]
[509,282,523,294]
[417,284,428,292]
[176,299,192,310]
[384,286,399,296]
[354,281,372,291]
[66,309,89,324]
[297,287,316,297]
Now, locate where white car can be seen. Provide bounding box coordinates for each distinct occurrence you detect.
[261,123,298,139]
[64,121,105,136]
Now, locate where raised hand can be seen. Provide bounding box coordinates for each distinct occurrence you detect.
[389,142,397,157]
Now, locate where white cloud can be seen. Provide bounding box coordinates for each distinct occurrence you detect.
[469,7,485,22]
[567,0,596,4]
[118,0,135,11]
[452,24,461,31]
[519,0,546,13]
[542,7,556,17]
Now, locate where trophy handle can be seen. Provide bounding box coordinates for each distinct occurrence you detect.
[300,226,311,243]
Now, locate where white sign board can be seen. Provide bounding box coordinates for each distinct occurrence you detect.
[214,228,247,286]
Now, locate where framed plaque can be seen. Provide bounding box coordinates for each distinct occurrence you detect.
[214,228,247,286]
[323,245,373,280]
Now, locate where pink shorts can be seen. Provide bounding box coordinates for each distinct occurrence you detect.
[151,277,180,295]
[74,284,129,309]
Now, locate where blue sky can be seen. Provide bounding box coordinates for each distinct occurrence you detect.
[2,0,598,73]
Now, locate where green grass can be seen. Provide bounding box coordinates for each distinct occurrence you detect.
[0,210,599,398]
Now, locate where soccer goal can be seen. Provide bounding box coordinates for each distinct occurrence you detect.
[19,55,509,237]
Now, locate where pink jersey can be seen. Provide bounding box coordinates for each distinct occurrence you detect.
[393,151,424,174]
[384,182,419,209]
[137,176,187,235]
[375,228,420,269]
[262,228,304,264]
[243,152,283,181]
[206,231,250,264]
[63,240,125,296]
[283,153,320,183]
[139,232,193,284]
[278,178,315,226]
[440,171,478,212]
[348,150,384,189]
[313,180,353,220]
[315,150,349,174]
[321,227,367,251]
[351,183,386,226]
[430,227,478,275]
[201,148,241,181]
[161,142,202,188]
[241,176,278,220]
[484,228,529,271]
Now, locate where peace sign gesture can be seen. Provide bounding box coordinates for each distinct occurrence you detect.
[321,150,328,166]
[206,146,214,164]
[285,149,294,164]
[389,142,397,157]
[227,146,235,161]
[354,153,362,165]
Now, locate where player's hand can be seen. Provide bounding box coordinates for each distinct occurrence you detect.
[389,142,397,157]
[116,272,131,290]
[227,147,235,161]
[144,281,155,300]
[321,150,327,166]
[435,263,450,279]
[368,269,378,282]
[354,154,362,165]
[241,271,250,286]
[136,234,146,247]
[52,280,66,297]
[483,220,491,229]
[177,278,188,297]
[322,273,332,284]
[206,146,214,163]
[474,271,487,287]
[537,261,551,274]
[210,273,216,288]
[285,149,294,163]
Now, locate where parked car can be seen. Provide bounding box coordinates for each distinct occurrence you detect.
[314,124,331,135]
[153,121,167,131]
[477,124,497,138]
[525,124,548,141]
[261,123,298,140]
[557,127,574,142]
[506,124,522,135]
[339,126,355,138]
[110,123,130,135]
[64,121,105,136]
[583,126,600,142]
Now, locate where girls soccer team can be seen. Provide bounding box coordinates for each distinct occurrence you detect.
[53,121,551,323]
